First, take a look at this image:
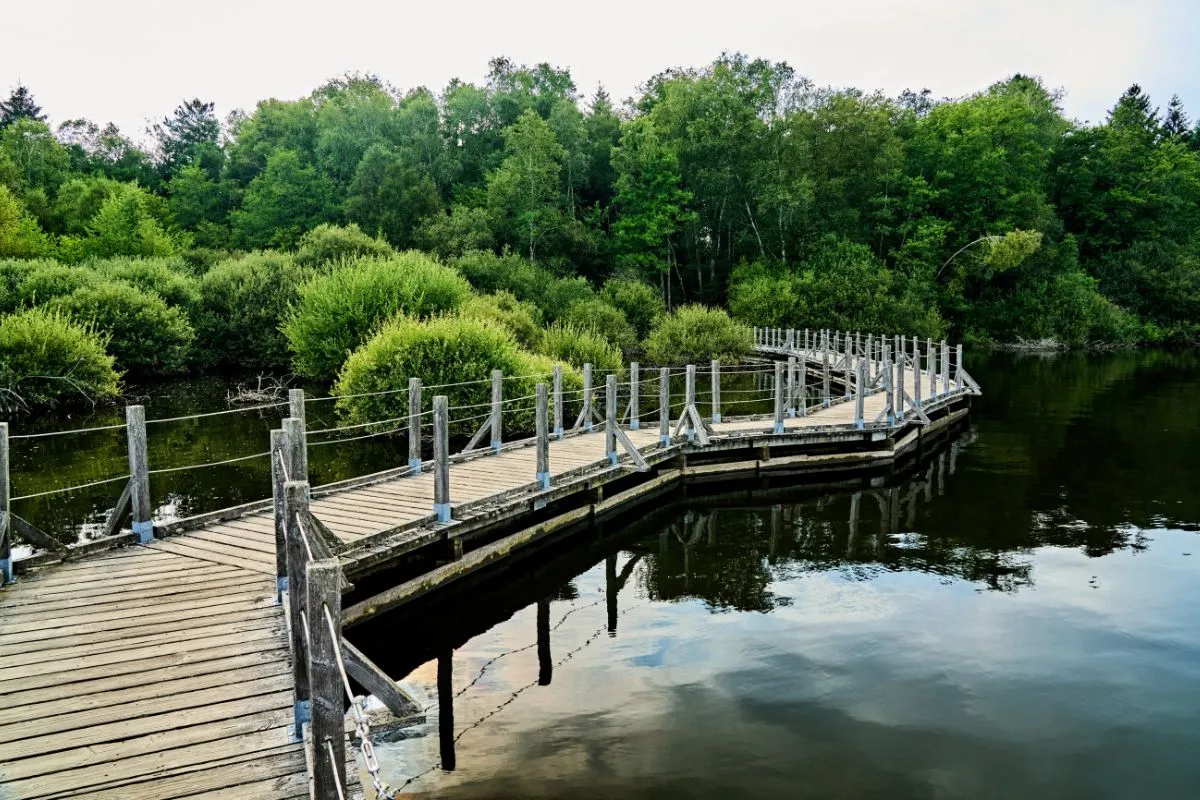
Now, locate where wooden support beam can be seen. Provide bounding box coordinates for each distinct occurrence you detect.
[786,356,797,418]
[101,478,132,540]
[341,638,421,716]
[125,405,153,543]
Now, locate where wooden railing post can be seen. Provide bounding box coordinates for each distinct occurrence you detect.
[895,351,906,420]
[630,362,640,430]
[913,338,923,409]
[956,344,964,391]
[941,340,949,398]
[582,363,594,432]
[928,338,936,398]
[283,481,311,740]
[306,557,346,799]
[289,389,309,484]
[684,365,697,442]
[710,360,721,423]
[658,367,670,446]
[786,355,797,418]
[553,364,564,439]
[536,383,550,488]
[125,405,153,543]
[0,422,9,585]
[282,417,307,491]
[605,374,619,464]
[270,428,289,599]
[490,369,503,451]
[854,358,866,429]
[433,395,450,523]
[407,377,423,472]
[773,360,785,434]
[884,342,895,425]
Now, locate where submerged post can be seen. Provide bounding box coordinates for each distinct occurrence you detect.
[283,481,310,740]
[787,355,797,418]
[553,364,564,439]
[408,378,422,472]
[536,383,550,489]
[306,558,346,799]
[711,360,721,423]
[773,360,786,434]
[125,405,153,543]
[490,369,503,451]
[433,395,450,523]
[0,423,9,585]
[630,362,641,430]
[659,367,670,446]
[605,374,619,464]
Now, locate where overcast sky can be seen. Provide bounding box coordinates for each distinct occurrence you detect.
[4,0,1197,141]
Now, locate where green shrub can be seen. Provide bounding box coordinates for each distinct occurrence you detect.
[285,252,472,380]
[454,250,546,298]
[89,256,201,312]
[601,278,666,338]
[195,251,307,370]
[643,305,753,365]
[49,282,195,375]
[542,277,596,322]
[415,207,495,260]
[560,298,637,352]
[728,274,798,329]
[0,259,49,312]
[294,223,393,269]
[0,307,120,412]
[538,322,625,376]
[335,315,582,436]
[459,292,543,349]
[13,263,101,308]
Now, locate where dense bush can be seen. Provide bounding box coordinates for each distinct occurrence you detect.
[459,292,543,349]
[600,278,666,338]
[643,305,753,365]
[90,256,201,312]
[285,251,473,380]
[0,185,54,259]
[49,282,195,375]
[538,322,624,375]
[335,315,583,436]
[559,298,637,352]
[294,223,393,269]
[541,277,596,322]
[0,307,120,412]
[454,250,546,298]
[10,263,100,309]
[195,251,307,370]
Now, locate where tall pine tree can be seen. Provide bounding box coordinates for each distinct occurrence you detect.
[0,84,46,129]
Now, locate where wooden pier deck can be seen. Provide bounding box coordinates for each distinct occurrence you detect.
[0,331,978,799]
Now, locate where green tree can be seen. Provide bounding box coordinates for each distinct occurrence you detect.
[486,110,565,261]
[344,144,440,247]
[151,99,222,181]
[0,84,46,129]
[80,183,185,259]
[0,184,53,257]
[230,149,337,248]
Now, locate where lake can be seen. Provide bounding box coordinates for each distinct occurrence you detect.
[350,350,1200,799]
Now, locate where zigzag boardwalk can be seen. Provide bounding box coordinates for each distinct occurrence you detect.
[0,329,978,799]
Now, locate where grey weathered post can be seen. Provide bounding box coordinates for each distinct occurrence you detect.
[941,340,950,398]
[927,339,936,398]
[786,355,797,418]
[433,395,450,523]
[894,354,906,420]
[281,417,307,494]
[288,389,309,486]
[956,344,964,391]
[407,378,422,472]
[630,362,641,430]
[305,557,346,799]
[884,342,895,425]
[913,339,923,409]
[270,428,289,598]
[536,383,550,489]
[866,333,874,376]
[0,423,9,585]
[685,364,697,442]
[659,367,670,445]
[822,337,832,406]
[283,481,310,739]
[125,405,153,543]
[605,374,619,464]
[854,358,866,430]
[552,364,564,439]
[582,363,594,432]
[711,360,721,423]
[490,369,503,451]
[773,360,786,434]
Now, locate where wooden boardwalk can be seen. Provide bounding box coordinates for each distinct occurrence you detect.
[0,332,977,799]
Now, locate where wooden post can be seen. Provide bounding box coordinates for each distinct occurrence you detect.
[283,481,310,740]
[854,358,866,430]
[433,395,450,523]
[786,355,797,418]
[927,338,936,398]
[270,428,289,599]
[629,362,640,430]
[941,340,950,398]
[710,359,721,423]
[658,367,670,446]
[305,558,346,799]
[773,360,785,434]
[884,342,895,425]
[956,344,964,391]
[537,598,552,686]
[536,383,550,489]
[125,405,153,543]
[605,374,619,464]
[913,338,923,409]
[0,423,9,585]
[684,364,697,442]
[282,417,306,494]
[490,369,503,451]
[582,363,594,432]
[407,378,422,472]
[553,364,564,439]
[287,389,309,488]
[822,338,831,407]
[437,652,456,770]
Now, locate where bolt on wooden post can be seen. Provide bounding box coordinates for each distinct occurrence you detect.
[125,405,153,543]
[659,367,670,445]
[536,383,550,489]
[408,378,422,472]
[433,395,450,524]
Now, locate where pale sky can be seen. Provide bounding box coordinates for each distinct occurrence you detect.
[4,0,1198,141]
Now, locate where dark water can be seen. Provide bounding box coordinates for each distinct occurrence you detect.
[353,350,1200,799]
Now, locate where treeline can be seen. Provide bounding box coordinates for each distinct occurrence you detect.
[3,54,1200,349]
